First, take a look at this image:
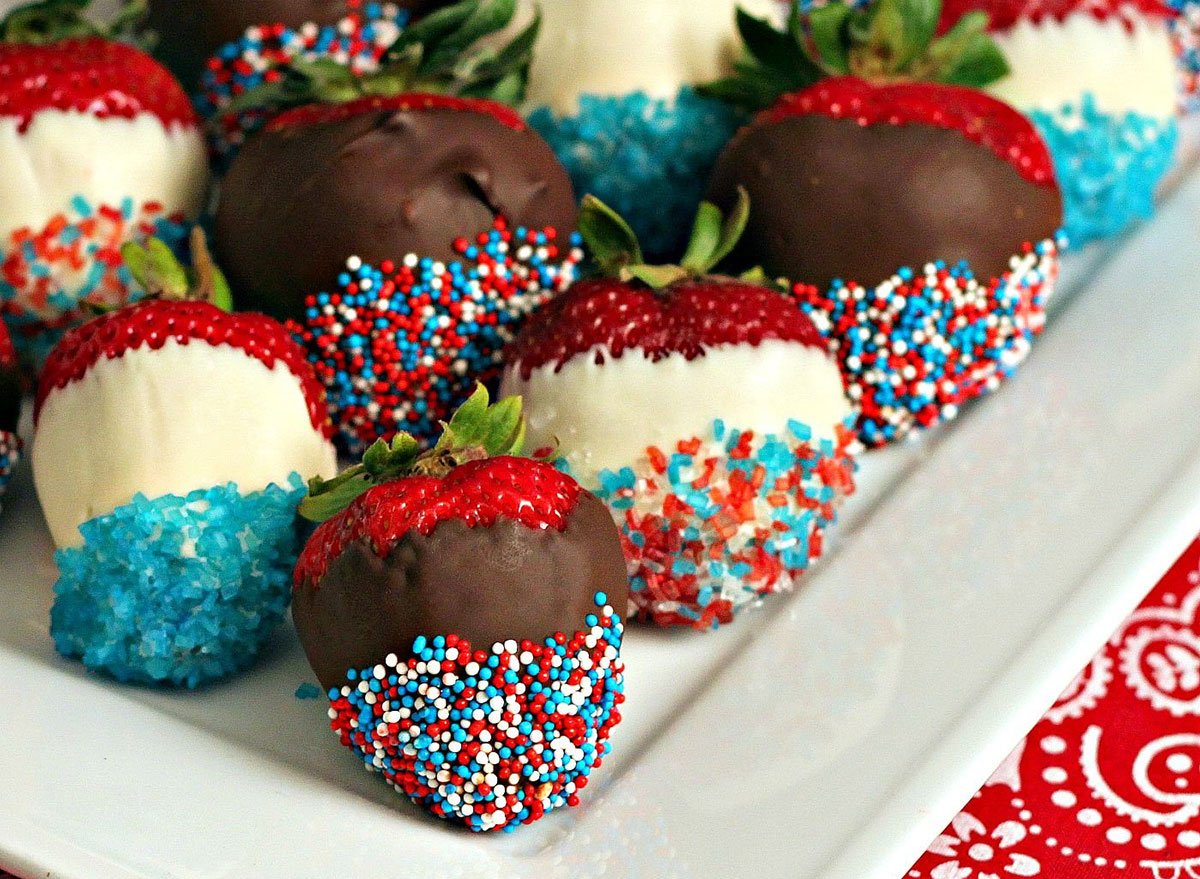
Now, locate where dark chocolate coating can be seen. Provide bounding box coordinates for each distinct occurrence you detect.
[292,491,629,692]
[707,114,1063,288]
[146,0,455,92]
[214,105,579,320]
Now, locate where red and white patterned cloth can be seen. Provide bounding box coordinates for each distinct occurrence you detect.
[910,536,1200,879]
[3,537,1198,878]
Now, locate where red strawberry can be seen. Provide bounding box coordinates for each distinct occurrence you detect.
[508,273,826,372]
[34,292,331,435]
[0,0,208,365]
[0,37,197,132]
[936,0,1172,33]
[291,386,628,831]
[502,193,856,629]
[33,230,337,550]
[701,2,1063,446]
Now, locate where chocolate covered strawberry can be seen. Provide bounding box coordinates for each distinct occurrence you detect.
[0,0,208,368]
[501,193,857,630]
[35,231,337,687]
[213,3,582,451]
[293,386,628,832]
[703,1,1064,446]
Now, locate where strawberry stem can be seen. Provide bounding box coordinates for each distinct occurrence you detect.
[0,0,148,46]
[579,188,751,288]
[120,228,234,312]
[697,0,1009,112]
[299,384,533,523]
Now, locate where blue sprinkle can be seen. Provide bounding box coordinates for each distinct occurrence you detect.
[295,683,322,700]
[1030,95,1177,247]
[50,475,307,688]
[529,87,749,257]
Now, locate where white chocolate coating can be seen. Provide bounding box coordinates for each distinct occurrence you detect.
[34,340,337,548]
[990,12,1177,119]
[523,0,780,113]
[0,110,208,238]
[501,340,852,488]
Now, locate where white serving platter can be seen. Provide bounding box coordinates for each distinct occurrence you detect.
[2,160,1200,879]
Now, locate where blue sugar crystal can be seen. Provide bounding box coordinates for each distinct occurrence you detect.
[50,475,307,689]
[1032,96,1178,247]
[529,87,748,258]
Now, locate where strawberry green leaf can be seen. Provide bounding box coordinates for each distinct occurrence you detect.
[679,201,723,275]
[437,382,492,450]
[437,385,527,456]
[389,432,421,458]
[695,72,776,112]
[871,0,943,74]
[1,0,96,43]
[301,386,533,522]
[696,6,822,111]
[938,29,1009,87]
[807,3,853,74]
[846,5,874,45]
[480,395,525,456]
[186,226,234,312]
[471,8,540,79]
[624,264,691,289]
[298,471,372,522]
[225,0,533,120]
[386,0,478,59]
[680,187,751,275]
[579,195,644,276]
[926,9,989,60]
[121,238,189,299]
[120,228,235,309]
[739,266,773,286]
[710,186,751,271]
[361,438,393,475]
[107,0,147,40]
[705,0,1007,98]
[736,7,814,85]
[1,0,149,45]
[420,0,516,73]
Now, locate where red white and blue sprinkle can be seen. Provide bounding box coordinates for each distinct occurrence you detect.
[0,197,190,367]
[291,218,584,454]
[792,238,1062,447]
[198,1,409,164]
[580,418,858,630]
[328,591,624,832]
